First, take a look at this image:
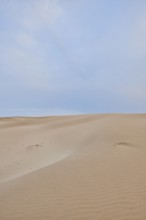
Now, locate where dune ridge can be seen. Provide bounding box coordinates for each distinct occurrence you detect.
[0,114,146,219]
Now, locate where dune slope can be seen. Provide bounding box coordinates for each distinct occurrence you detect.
[0,114,146,220]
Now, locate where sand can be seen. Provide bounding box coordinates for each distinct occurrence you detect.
[0,114,146,220]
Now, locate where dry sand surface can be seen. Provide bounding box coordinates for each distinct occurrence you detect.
[0,114,146,220]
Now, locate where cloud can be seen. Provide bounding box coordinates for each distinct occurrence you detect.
[20,0,63,31]
[121,85,146,104]
[0,0,65,89]
[0,0,63,28]
[16,32,37,48]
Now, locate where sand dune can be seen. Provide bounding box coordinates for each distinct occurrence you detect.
[0,114,146,219]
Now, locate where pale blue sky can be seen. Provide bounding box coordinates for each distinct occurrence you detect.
[0,0,146,116]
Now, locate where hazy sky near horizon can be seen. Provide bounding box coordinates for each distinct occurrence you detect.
[0,0,146,116]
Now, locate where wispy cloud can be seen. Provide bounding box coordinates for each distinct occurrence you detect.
[0,0,64,88]
[20,0,63,30]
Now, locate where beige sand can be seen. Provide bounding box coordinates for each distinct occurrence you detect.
[0,114,146,220]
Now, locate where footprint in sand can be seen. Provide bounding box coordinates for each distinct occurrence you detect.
[113,141,135,149]
[26,144,43,151]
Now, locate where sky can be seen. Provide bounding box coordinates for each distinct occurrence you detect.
[0,0,146,116]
